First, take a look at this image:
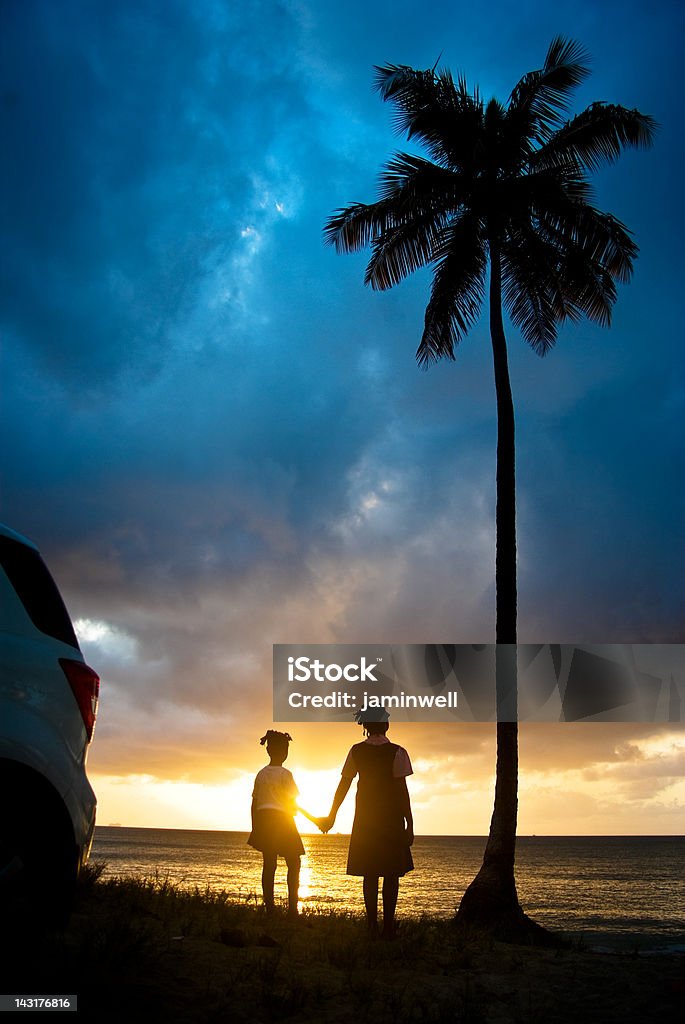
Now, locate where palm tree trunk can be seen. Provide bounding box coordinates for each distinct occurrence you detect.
[488,244,518,891]
[455,247,546,940]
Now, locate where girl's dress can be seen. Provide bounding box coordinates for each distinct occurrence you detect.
[248,765,305,859]
[343,737,414,877]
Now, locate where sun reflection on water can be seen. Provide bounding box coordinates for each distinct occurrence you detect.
[297,858,312,909]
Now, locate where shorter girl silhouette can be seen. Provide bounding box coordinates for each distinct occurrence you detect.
[248,729,318,918]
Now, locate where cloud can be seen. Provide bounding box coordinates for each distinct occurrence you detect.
[1,0,318,390]
[2,0,683,832]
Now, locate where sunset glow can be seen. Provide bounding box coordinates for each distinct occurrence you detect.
[87,723,685,836]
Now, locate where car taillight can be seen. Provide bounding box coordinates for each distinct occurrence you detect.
[59,658,100,741]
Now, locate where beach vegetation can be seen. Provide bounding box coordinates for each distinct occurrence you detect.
[0,871,680,1023]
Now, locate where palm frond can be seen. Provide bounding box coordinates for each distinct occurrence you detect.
[519,225,618,331]
[535,102,658,172]
[501,231,568,354]
[503,199,632,349]
[558,248,617,326]
[365,213,449,290]
[537,205,638,284]
[508,36,591,145]
[377,152,462,207]
[374,63,431,103]
[374,63,484,170]
[505,164,595,224]
[544,36,591,80]
[505,164,638,286]
[325,153,463,258]
[323,199,397,253]
[418,217,486,365]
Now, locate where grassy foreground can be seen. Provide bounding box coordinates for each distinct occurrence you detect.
[1,868,683,1023]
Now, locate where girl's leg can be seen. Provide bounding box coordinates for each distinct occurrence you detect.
[285,855,300,918]
[262,853,277,912]
[362,876,380,934]
[382,876,399,937]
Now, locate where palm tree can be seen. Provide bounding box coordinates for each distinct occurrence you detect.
[324,38,655,940]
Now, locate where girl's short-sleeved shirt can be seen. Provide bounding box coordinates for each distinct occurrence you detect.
[341,735,413,780]
[252,765,298,814]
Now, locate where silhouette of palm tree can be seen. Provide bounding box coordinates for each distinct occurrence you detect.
[324,37,655,940]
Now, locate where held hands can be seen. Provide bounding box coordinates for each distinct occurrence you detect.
[405,823,414,847]
[297,807,331,831]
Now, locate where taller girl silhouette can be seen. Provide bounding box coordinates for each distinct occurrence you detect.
[321,712,414,937]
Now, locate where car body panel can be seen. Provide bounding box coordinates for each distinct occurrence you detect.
[0,523,98,905]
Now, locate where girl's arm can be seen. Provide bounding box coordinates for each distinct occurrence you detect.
[287,778,319,825]
[396,777,414,845]
[296,805,323,826]
[321,775,353,832]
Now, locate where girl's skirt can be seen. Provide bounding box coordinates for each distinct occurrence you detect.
[346,794,414,877]
[248,808,305,859]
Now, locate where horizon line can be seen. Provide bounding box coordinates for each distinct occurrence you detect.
[98,825,685,839]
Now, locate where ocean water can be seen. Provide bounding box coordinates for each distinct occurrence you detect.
[91,828,685,952]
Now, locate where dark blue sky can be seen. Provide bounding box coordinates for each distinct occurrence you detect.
[1,0,683,831]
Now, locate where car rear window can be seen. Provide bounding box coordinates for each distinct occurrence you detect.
[0,535,79,649]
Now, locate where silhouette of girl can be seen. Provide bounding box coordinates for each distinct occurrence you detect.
[321,712,414,937]
[248,729,317,918]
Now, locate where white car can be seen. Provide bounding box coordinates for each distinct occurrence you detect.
[0,523,99,924]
